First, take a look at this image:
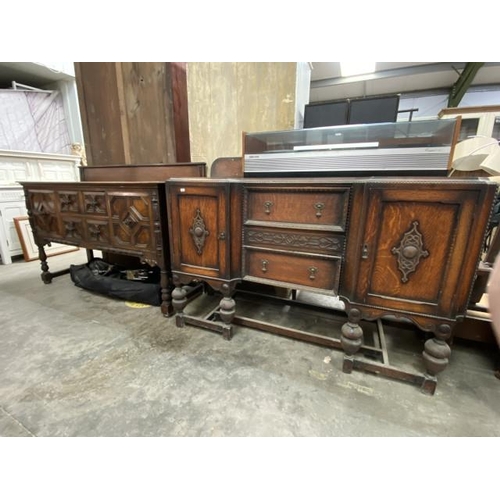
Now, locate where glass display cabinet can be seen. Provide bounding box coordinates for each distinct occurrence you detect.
[243,119,459,177]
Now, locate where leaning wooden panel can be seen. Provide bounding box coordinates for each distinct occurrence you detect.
[79,163,206,182]
[75,62,192,166]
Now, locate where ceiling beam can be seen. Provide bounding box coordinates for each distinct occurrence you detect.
[447,62,484,107]
[311,63,467,88]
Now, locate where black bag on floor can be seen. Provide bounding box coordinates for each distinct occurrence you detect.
[69,258,161,306]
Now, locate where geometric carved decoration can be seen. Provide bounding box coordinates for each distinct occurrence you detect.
[247,229,341,252]
[189,208,209,255]
[65,221,77,238]
[63,220,82,239]
[88,222,109,243]
[59,193,78,212]
[110,197,150,222]
[84,193,106,214]
[109,196,152,249]
[31,192,54,215]
[30,193,57,234]
[134,227,150,248]
[121,206,143,232]
[112,222,151,248]
[391,221,429,283]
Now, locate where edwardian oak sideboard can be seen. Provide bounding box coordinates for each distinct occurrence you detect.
[166,177,497,394]
[20,163,206,317]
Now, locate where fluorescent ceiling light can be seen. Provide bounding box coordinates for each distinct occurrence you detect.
[340,62,376,77]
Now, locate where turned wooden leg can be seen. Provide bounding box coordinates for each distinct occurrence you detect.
[171,275,187,327]
[340,308,364,373]
[39,246,52,284]
[421,324,452,395]
[160,270,174,317]
[219,283,235,340]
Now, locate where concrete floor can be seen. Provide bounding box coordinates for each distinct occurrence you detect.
[1,249,499,437]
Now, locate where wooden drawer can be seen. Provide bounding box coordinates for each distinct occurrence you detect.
[245,188,349,229]
[244,249,340,291]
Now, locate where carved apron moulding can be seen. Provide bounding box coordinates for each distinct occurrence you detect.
[247,230,341,251]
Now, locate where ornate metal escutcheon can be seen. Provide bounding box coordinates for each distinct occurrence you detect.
[189,208,209,255]
[391,220,429,283]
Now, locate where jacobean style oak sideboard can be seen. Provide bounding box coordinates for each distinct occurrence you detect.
[166,177,497,393]
[21,181,175,315]
[20,162,206,317]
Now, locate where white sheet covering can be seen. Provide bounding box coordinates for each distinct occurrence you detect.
[0,90,71,154]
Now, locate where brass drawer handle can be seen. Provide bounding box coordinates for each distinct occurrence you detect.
[264,201,273,215]
[261,259,269,272]
[308,266,318,280]
[314,202,324,218]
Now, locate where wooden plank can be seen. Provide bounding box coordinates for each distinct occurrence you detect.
[352,358,426,387]
[233,314,344,349]
[74,63,94,165]
[376,319,390,365]
[75,62,190,167]
[183,315,227,334]
[121,62,176,164]
[115,62,132,164]
[171,62,191,162]
[73,62,127,165]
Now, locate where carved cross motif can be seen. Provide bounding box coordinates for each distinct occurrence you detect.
[89,224,102,240]
[60,194,77,212]
[64,221,78,238]
[85,194,104,213]
[189,208,209,255]
[391,221,429,283]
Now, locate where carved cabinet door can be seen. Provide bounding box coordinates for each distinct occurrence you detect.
[168,183,230,279]
[349,182,491,319]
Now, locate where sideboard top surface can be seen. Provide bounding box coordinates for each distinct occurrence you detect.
[166,176,496,187]
[19,181,165,189]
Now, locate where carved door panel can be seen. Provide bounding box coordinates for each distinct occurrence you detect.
[354,183,482,318]
[168,183,229,279]
[109,192,155,252]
